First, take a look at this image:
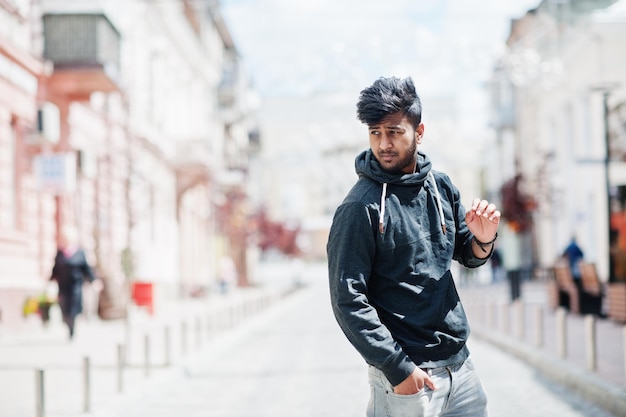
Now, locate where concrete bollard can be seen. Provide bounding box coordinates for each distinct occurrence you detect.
[534,305,544,348]
[83,356,91,413]
[235,303,242,325]
[477,302,486,325]
[206,313,213,340]
[483,303,491,328]
[230,305,236,327]
[584,315,597,371]
[515,300,525,340]
[35,369,44,417]
[117,344,124,393]
[488,302,497,329]
[556,307,567,358]
[213,310,221,333]
[164,326,171,366]
[215,310,223,333]
[181,321,188,355]
[623,326,626,383]
[500,303,509,334]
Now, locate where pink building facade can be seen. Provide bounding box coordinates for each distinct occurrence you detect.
[0,30,56,331]
[0,1,258,334]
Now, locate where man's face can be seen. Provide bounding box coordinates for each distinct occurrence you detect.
[368,112,424,174]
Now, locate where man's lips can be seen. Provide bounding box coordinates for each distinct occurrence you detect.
[379,153,396,162]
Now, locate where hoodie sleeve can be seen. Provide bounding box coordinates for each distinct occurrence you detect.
[445,177,491,268]
[327,202,416,386]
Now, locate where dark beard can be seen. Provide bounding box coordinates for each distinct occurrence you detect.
[378,141,417,174]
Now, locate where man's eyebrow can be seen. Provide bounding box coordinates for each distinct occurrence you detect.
[368,124,404,130]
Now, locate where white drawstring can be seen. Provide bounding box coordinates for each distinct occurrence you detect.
[379,183,388,234]
[429,172,447,235]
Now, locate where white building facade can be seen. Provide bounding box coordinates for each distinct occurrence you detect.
[488,0,626,281]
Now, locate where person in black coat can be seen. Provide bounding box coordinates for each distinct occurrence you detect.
[50,226,97,339]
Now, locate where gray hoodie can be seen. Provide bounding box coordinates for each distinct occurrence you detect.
[327,149,489,386]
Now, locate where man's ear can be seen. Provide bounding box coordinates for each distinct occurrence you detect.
[415,123,425,144]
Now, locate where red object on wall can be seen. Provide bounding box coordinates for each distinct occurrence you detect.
[131,282,154,315]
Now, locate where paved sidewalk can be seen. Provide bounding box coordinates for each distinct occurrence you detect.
[0,275,292,417]
[459,280,626,417]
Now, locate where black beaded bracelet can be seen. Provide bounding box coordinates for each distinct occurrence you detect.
[474,233,498,253]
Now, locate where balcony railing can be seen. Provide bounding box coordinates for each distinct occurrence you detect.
[43,13,121,96]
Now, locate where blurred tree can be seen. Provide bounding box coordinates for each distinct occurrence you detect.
[501,174,536,233]
[253,208,301,257]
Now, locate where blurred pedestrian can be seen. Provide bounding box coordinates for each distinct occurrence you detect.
[490,247,504,283]
[562,236,584,282]
[327,76,500,417]
[50,225,99,339]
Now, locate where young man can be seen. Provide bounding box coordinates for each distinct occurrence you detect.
[327,76,500,417]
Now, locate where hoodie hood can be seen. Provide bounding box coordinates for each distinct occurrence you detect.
[355,149,432,186]
[355,149,445,235]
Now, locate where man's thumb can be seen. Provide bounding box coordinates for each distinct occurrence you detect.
[425,377,437,391]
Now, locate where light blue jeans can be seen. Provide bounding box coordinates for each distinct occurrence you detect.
[366,358,488,417]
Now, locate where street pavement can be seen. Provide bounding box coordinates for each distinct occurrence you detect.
[0,275,287,417]
[0,261,624,417]
[458,278,626,416]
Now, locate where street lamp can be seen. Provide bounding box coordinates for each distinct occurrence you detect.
[592,82,621,282]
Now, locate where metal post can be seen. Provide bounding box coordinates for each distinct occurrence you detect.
[602,91,614,282]
[35,369,44,417]
[83,356,91,413]
[144,334,150,377]
[117,344,124,393]
[589,84,621,281]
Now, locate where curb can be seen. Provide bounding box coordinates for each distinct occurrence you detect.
[472,324,626,417]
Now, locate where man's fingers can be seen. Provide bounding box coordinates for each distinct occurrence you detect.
[471,199,501,221]
[425,376,437,391]
[489,210,502,222]
[472,199,489,215]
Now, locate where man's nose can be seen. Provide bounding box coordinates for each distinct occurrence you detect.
[379,133,392,149]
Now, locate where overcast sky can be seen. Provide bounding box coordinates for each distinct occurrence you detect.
[219,1,544,217]
[220,0,542,99]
